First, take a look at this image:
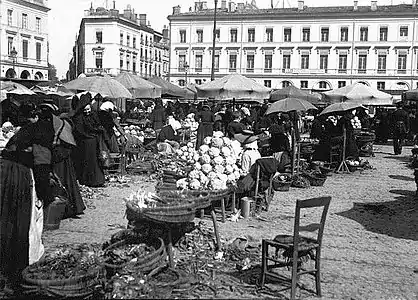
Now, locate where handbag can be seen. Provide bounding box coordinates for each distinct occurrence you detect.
[97,134,111,168]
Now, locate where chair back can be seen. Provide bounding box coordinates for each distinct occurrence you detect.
[293,196,331,247]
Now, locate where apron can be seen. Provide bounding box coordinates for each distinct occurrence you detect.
[28,170,44,265]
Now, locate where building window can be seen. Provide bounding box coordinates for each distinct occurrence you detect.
[246,54,254,72]
[197,29,203,43]
[248,28,255,42]
[266,28,273,42]
[377,82,385,90]
[145,36,148,46]
[127,35,130,47]
[282,54,291,70]
[282,81,291,88]
[264,80,271,88]
[7,9,12,26]
[229,54,237,72]
[36,17,41,33]
[126,54,130,70]
[133,36,137,48]
[178,79,185,87]
[120,33,123,45]
[398,54,407,74]
[96,31,102,43]
[195,79,202,85]
[284,28,291,42]
[301,54,309,69]
[120,53,124,69]
[338,81,346,88]
[180,30,186,43]
[133,55,137,72]
[7,37,14,55]
[340,27,348,42]
[214,54,219,72]
[319,81,328,89]
[195,54,203,72]
[230,29,237,42]
[36,42,41,62]
[264,54,272,72]
[377,54,387,73]
[380,27,388,41]
[400,26,408,38]
[22,13,28,29]
[302,28,310,42]
[95,52,103,69]
[300,81,308,89]
[178,54,186,71]
[360,27,368,41]
[358,54,367,74]
[319,55,328,72]
[338,54,347,73]
[215,29,220,41]
[22,40,28,60]
[321,28,329,42]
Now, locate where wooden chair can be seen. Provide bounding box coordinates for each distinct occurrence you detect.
[106,144,126,176]
[254,159,276,212]
[259,196,332,300]
[329,144,342,170]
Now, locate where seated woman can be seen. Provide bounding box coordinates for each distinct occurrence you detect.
[157,116,180,154]
[235,133,261,176]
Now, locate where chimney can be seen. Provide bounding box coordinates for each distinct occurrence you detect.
[298,0,304,10]
[113,0,115,9]
[147,21,151,27]
[202,1,207,9]
[172,5,181,15]
[194,2,202,11]
[229,1,236,12]
[371,0,377,11]
[413,0,416,7]
[221,0,227,9]
[162,26,169,39]
[354,0,358,10]
[139,14,147,25]
[237,2,244,10]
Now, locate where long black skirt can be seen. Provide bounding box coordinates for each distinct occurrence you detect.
[196,124,213,149]
[74,137,105,187]
[0,158,32,282]
[54,156,85,218]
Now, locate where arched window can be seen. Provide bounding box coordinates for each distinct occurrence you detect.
[5,68,16,78]
[20,70,30,79]
[34,71,44,80]
[282,80,292,88]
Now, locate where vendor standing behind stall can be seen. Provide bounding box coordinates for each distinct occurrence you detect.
[391,102,410,155]
[195,104,214,149]
[149,99,165,131]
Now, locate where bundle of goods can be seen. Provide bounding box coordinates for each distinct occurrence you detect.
[355,131,376,157]
[156,156,190,181]
[175,131,241,191]
[181,113,199,132]
[125,190,197,224]
[22,244,105,298]
[310,161,333,176]
[123,125,145,154]
[301,170,327,187]
[291,174,311,188]
[144,128,157,140]
[103,237,166,277]
[346,159,372,172]
[272,173,293,191]
[0,122,19,148]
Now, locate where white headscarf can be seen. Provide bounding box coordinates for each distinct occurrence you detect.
[100,101,115,111]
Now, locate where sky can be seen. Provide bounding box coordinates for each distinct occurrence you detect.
[48,0,408,79]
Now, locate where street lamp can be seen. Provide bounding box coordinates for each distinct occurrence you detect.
[210,0,218,81]
[10,47,18,77]
[184,61,189,85]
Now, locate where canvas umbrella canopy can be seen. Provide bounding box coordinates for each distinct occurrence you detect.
[1,81,36,102]
[196,73,271,102]
[404,89,418,101]
[115,72,162,99]
[147,77,185,98]
[265,97,317,114]
[270,85,322,104]
[64,76,132,99]
[323,83,393,106]
[319,102,365,116]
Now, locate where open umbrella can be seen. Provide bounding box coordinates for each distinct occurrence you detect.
[323,83,393,106]
[404,89,418,101]
[115,72,162,99]
[270,85,322,104]
[196,73,270,102]
[1,81,36,102]
[147,77,185,98]
[266,97,317,114]
[319,102,365,116]
[64,76,132,99]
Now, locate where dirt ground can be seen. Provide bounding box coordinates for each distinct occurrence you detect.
[42,143,418,300]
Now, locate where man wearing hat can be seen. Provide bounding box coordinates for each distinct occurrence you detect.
[391,102,409,155]
[235,131,261,175]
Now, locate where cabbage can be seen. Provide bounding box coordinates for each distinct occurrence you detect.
[203,136,212,145]
[208,147,220,158]
[227,174,236,183]
[176,149,183,156]
[200,154,211,165]
[225,156,236,165]
[207,171,217,180]
[211,137,224,148]
[213,156,224,165]
[189,179,201,190]
[233,170,241,179]
[209,178,226,190]
[176,178,189,189]
[193,153,200,162]
[221,147,231,157]
[213,131,224,138]
[200,174,209,187]
[181,155,187,161]
[194,162,202,170]
[188,170,201,180]
[187,142,194,148]
[222,137,232,146]
[214,164,225,174]
[181,145,188,152]
[232,164,240,171]
[201,164,213,175]
[225,165,234,175]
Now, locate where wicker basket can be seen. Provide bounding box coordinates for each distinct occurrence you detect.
[206,188,233,202]
[301,172,327,187]
[157,190,211,209]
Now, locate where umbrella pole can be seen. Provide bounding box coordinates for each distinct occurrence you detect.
[336,125,350,173]
[291,127,296,176]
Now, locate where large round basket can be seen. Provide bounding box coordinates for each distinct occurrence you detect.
[22,263,105,298]
[103,237,166,276]
[155,182,178,193]
[206,187,234,202]
[301,172,327,187]
[157,190,211,210]
[126,201,197,224]
[272,177,292,191]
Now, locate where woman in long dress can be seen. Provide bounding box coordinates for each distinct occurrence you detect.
[149,99,165,131]
[195,104,215,149]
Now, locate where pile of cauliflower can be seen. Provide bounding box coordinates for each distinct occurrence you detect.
[181,113,199,131]
[176,131,241,191]
[350,116,362,130]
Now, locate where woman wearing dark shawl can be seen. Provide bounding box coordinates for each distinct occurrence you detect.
[195,104,215,149]
[72,94,105,187]
[150,99,165,131]
[98,101,126,153]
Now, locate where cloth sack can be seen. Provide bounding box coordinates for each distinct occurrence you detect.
[29,170,44,265]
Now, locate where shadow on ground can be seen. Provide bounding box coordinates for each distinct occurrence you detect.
[388,174,415,182]
[337,190,418,241]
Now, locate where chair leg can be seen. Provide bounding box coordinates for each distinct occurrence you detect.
[221,197,226,223]
[315,248,322,297]
[259,240,268,287]
[290,253,299,300]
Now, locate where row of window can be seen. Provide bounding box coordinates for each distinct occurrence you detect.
[179,25,410,43]
[111,32,153,48]
[261,80,392,90]
[7,37,43,61]
[178,52,414,73]
[7,9,42,33]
